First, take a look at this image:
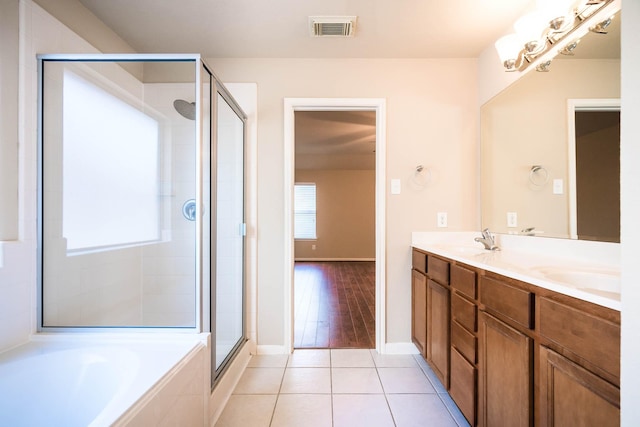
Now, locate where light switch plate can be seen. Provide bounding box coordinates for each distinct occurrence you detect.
[553,179,563,194]
[507,212,517,228]
[391,179,401,195]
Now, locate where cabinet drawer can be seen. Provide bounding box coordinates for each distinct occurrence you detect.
[452,291,477,332]
[452,320,477,364]
[428,256,449,285]
[450,347,477,427]
[480,276,533,329]
[451,264,476,299]
[538,297,620,380]
[412,249,427,274]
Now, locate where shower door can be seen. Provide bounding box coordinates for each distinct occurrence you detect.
[212,83,247,382]
[38,57,200,329]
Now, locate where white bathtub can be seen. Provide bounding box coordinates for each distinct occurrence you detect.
[0,335,207,426]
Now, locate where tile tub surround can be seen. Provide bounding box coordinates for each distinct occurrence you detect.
[411,232,620,311]
[214,349,468,427]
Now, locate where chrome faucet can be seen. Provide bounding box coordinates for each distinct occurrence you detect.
[475,228,500,251]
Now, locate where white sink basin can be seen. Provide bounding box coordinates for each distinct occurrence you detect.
[533,267,620,297]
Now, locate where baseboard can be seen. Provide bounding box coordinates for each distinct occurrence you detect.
[256,344,290,355]
[255,343,418,355]
[381,342,421,355]
[294,258,376,262]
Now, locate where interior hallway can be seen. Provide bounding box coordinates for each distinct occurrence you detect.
[294,262,375,349]
[215,349,468,427]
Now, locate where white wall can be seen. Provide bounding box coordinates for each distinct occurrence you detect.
[620,1,640,424]
[207,58,480,346]
[0,0,102,351]
[294,169,376,260]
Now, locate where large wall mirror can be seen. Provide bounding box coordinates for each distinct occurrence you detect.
[481,6,620,242]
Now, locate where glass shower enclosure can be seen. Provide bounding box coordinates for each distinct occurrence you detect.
[37,54,246,386]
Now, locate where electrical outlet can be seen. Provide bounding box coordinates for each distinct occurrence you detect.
[507,212,518,228]
[311,244,316,250]
[437,212,448,228]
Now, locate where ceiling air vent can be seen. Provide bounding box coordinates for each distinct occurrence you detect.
[309,16,357,37]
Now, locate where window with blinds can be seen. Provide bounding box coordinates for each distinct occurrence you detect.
[294,183,317,239]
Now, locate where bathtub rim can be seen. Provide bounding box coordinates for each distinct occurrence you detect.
[0,332,210,427]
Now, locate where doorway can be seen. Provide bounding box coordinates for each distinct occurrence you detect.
[283,98,387,353]
[567,99,620,242]
[293,110,376,348]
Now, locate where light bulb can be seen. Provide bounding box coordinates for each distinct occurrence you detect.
[495,34,522,70]
[537,0,576,31]
[515,11,547,54]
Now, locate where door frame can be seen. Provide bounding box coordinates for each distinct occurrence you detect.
[283,98,387,353]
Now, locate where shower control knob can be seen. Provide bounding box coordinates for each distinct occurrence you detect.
[182,199,197,221]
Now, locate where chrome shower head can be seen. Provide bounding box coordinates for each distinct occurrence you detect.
[173,99,195,120]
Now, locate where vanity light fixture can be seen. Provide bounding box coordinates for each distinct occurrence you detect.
[495,0,614,72]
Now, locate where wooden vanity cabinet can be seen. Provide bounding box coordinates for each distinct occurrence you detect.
[449,264,478,426]
[537,296,620,426]
[427,278,450,388]
[425,255,450,388]
[412,250,452,386]
[411,250,427,355]
[410,248,620,427]
[478,311,533,427]
[539,346,619,427]
[478,273,535,427]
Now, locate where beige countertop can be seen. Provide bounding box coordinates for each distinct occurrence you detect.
[412,232,620,311]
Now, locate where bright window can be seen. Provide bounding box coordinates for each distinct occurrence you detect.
[294,183,316,239]
[62,70,160,252]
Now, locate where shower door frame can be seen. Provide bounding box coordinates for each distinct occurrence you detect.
[36,53,248,389]
[206,62,249,388]
[37,53,208,333]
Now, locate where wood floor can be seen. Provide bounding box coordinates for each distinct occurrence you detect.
[294,261,375,349]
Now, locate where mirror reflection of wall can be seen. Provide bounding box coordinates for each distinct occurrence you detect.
[480,10,620,241]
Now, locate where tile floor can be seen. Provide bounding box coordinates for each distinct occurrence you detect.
[215,349,470,427]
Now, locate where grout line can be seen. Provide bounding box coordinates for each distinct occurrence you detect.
[374,361,399,426]
[267,359,288,427]
[329,350,335,427]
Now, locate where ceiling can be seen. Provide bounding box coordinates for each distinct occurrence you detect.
[296,111,376,155]
[57,0,618,168]
[69,0,534,169]
[76,0,535,59]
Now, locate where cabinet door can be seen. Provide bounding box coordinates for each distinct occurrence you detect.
[427,279,450,388]
[539,346,619,427]
[478,312,532,427]
[450,346,476,426]
[412,269,427,355]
